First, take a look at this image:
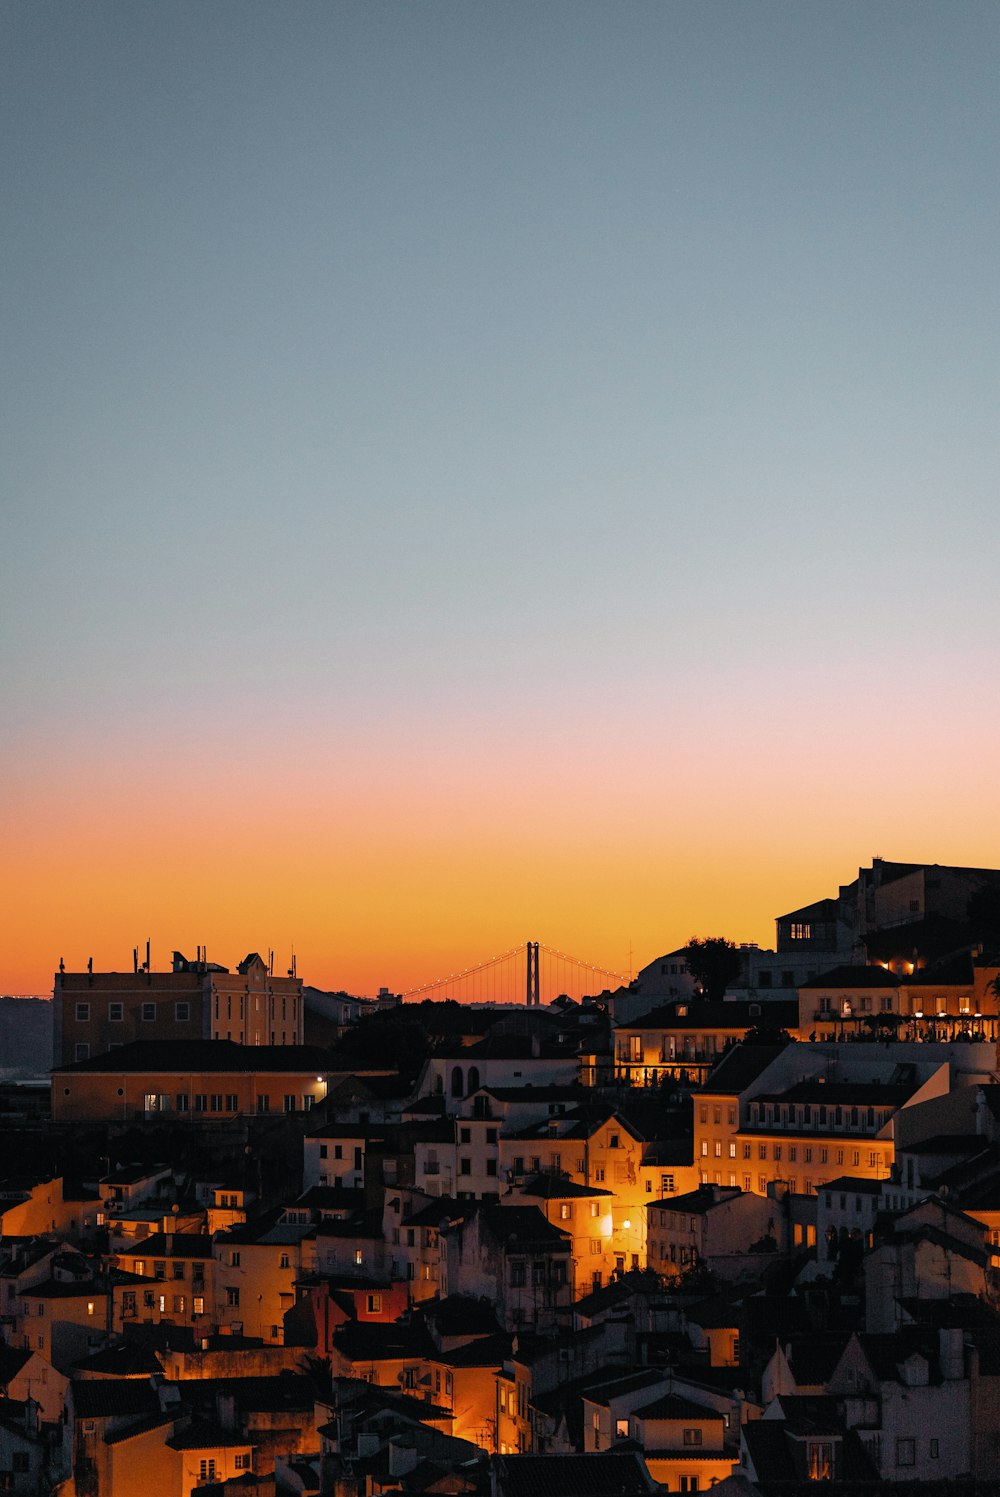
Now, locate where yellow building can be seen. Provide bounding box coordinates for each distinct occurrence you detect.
[51,1039,331,1121]
[54,949,303,1065]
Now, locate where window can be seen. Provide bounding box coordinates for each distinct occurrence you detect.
[559,1203,572,1220]
[367,1293,382,1313]
[930,1438,939,1459]
[193,1296,204,1315]
[234,1455,250,1471]
[229,1250,241,1266]
[199,1460,217,1481]
[154,1261,166,1280]
[510,1262,526,1287]
[283,1094,296,1112]
[108,1002,123,1021]
[354,1249,363,1266]
[280,1253,290,1269]
[172,1262,185,1280]
[896,1439,915,1467]
[257,1095,270,1113]
[175,1002,190,1021]
[226,1093,239,1111]
[176,1093,189,1112]
[615,1418,629,1439]
[460,1158,471,1175]
[210,1094,223,1112]
[808,1442,833,1480]
[590,1202,600,1218]
[75,1043,90,1061]
[141,1002,156,1021]
[459,1127,471,1144]
[226,1287,240,1307]
[75,1003,90,1022]
[194,1094,207,1112]
[683,1428,703,1446]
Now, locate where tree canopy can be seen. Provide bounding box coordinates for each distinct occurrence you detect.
[683,936,742,1001]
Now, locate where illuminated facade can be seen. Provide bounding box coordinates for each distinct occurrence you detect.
[53,949,304,1066]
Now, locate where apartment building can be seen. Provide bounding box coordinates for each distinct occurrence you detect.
[53,949,303,1066]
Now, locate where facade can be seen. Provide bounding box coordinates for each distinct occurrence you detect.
[51,1039,331,1122]
[613,999,798,1086]
[53,949,303,1066]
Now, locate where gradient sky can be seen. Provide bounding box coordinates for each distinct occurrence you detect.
[3,2,999,996]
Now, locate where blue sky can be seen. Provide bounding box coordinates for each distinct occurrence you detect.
[3,3,999,989]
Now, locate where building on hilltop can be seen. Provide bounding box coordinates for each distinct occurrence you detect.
[53,948,303,1067]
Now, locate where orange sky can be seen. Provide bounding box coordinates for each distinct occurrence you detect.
[5,693,999,996]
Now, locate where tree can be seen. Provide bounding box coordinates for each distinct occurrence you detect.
[743,1024,792,1048]
[683,937,742,1002]
[968,887,1000,945]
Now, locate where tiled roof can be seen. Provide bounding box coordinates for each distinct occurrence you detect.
[632,1391,723,1422]
[493,1451,656,1497]
[71,1344,164,1377]
[798,965,900,989]
[517,1174,612,1199]
[119,1232,214,1259]
[619,1000,798,1031]
[55,1040,333,1074]
[699,1046,785,1097]
[71,1379,162,1419]
[581,1370,667,1407]
[167,1419,252,1450]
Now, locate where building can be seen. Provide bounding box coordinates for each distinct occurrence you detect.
[53,949,304,1067]
[51,1039,331,1122]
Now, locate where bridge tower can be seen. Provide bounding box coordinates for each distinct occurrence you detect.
[525,941,540,1006]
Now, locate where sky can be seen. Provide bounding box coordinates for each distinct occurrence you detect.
[2,2,999,997]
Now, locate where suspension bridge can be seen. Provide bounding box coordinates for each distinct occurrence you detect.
[402,941,628,1006]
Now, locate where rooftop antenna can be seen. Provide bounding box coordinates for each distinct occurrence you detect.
[133,947,139,975]
[145,938,151,973]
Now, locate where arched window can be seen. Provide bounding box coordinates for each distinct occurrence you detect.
[466,1065,480,1096]
[451,1066,464,1098]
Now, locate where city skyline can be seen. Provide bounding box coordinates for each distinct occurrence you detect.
[4,4,999,995]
